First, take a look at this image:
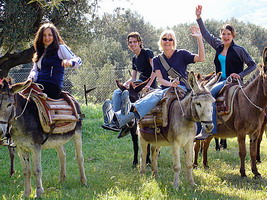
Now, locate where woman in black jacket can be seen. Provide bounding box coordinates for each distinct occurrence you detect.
[195,5,257,140]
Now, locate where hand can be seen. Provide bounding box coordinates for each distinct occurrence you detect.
[171,80,180,88]
[195,5,202,19]
[62,59,72,68]
[142,85,150,92]
[190,26,202,39]
[230,73,240,79]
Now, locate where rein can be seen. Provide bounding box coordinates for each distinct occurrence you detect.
[14,88,33,120]
[236,78,265,112]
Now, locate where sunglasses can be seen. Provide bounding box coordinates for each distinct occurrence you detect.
[162,38,174,42]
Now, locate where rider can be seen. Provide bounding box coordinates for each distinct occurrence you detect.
[103,28,205,130]
[194,5,257,140]
[101,32,157,135]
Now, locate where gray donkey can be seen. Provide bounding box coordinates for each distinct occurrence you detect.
[0,78,87,198]
[138,71,220,188]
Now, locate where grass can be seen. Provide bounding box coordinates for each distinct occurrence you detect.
[0,103,267,199]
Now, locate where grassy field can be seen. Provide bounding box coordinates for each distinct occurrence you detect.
[0,103,266,200]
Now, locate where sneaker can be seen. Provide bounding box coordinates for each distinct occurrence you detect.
[0,138,9,146]
[121,90,131,115]
[101,122,120,132]
[117,124,131,138]
[195,130,212,140]
[102,99,113,124]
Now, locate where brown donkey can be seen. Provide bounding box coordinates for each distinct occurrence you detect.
[139,71,220,188]
[194,47,267,178]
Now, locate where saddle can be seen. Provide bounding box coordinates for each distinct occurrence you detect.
[216,83,239,123]
[20,83,80,134]
[139,87,186,132]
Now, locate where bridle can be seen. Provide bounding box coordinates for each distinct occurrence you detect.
[174,87,213,124]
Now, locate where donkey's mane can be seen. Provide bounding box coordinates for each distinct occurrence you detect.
[243,67,260,87]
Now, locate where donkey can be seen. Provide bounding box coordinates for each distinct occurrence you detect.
[138,71,220,188]
[115,79,151,167]
[194,47,267,178]
[0,78,87,198]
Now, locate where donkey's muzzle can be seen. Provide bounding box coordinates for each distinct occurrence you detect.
[202,121,214,133]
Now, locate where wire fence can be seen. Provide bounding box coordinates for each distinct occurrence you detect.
[9,67,127,105]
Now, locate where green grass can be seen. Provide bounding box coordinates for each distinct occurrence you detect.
[0,103,267,199]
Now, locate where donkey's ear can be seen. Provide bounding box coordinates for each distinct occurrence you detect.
[10,79,32,94]
[205,72,222,90]
[188,71,199,92]
[263,47,267,67]
[116,80,127,91]
[134,78,150,92]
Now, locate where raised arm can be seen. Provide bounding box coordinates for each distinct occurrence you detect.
[191,26,205,62]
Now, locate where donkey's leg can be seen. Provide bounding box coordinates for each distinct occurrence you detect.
[56,145,66,182]
[17,149,32,197]
[184,140,196,186]
[193,140,200,168]
[73,130,87,185]
[237,135,247,177]
[151,145,160,177]
[31,145,44,198]
[172,142,181,188]
[139,136,148,175]
[249,133,261,178]
[8,146,15,176]
[202,136,213,169]
[130,125,139,167]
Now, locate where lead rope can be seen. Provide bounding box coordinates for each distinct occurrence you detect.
[153,116,158,147]
[169,76,185,117]
[15,88,33,120]
[236,78,264,112]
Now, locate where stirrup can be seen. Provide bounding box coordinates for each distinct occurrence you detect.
[117,124,131,138]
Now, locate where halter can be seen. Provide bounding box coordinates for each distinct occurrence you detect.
[174,87,213,124]
[236,78,265,113]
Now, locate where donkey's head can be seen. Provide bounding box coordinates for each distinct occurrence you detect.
[0,78,31,136]
[260,47,267,96]
[116,78,150,103]
[187,71,221,132]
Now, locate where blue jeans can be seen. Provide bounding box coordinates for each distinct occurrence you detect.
[115,86,187,128]
[112,88,123,112]
[197,80,226,134]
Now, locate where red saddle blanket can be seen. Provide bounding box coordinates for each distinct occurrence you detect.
[20,83,79,134]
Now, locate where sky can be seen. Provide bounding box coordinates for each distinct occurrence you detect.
[98,0,267,28]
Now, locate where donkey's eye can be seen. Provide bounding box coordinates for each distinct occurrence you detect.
[7,103,12,107]
[196,103,201,107]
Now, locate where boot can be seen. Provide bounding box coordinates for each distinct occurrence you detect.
[102,99,114,124]
[101,99,120,132]
[195,129,212,140]
[121,90,131,115]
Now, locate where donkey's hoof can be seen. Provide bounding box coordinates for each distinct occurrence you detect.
[254,174,262,179]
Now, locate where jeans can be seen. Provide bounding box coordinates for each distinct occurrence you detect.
[197,80,226,134]
[115,85,187,128]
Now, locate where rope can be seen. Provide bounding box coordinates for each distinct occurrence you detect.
[168,76,185,117]
[174,87,185,117]
[237,79,264,112]
[153,116,158,147]
[15,88,33,120]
